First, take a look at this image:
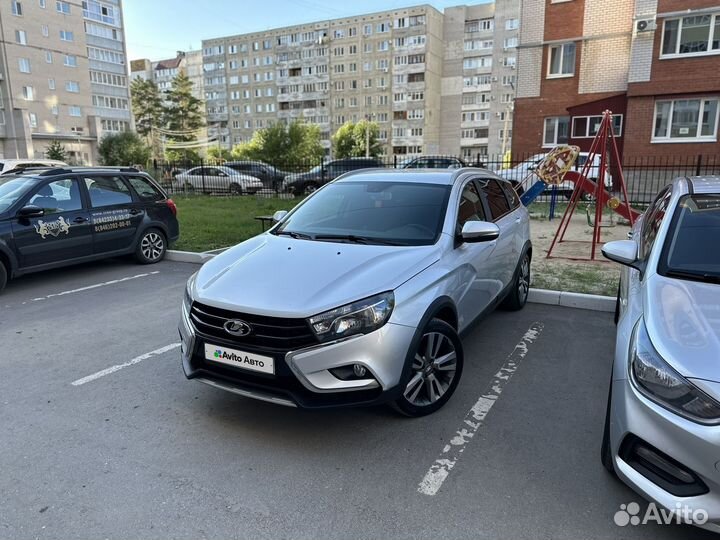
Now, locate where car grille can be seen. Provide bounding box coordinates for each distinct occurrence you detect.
[190,301,318,352]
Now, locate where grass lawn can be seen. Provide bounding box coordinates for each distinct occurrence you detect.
[173,195,303,252]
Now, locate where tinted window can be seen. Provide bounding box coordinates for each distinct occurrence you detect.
[482,179,511,220]
[29,178,82,213]
[0,177,35,212]
[640,187,672,258]
[128,176,162,201]
[275,181,450,246]
[457,181,486,232]
[659,194,720,280]
[500,180,521,209]
[84,176,132,208]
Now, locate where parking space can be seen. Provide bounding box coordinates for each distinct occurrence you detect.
[0,260,714,539]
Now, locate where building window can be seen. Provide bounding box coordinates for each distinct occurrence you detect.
[60,29,74,41]
[547,42,576,77]
[39,0,45,7]
[21,86,34,100]
[41,24,49,36]
[543,116,570,147]
[11,1,22,15]
[505,18,519,30]
[504,37,518,49]
[15,29,27,44]
[65,80,80,92]
[571,115,623,138]
[46,51,53,63]
[18,58,31,73]
[661,14,720,58]
[68,105,81,117]
[653,98,719,142]
[48,78,55,89]
[64,54,77,67]
[28,112,37,128]
[56,1,70,14]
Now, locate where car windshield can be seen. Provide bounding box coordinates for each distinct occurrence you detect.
[0,177,35,213]
[660,194,720,283]
[273,180,451,246]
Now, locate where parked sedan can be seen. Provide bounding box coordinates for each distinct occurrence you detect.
[282,157,384,195]
[602,176,720,531]
[175,166,264,194]
[180,168,531,416]
[401,156,470,169]
[225,161,288,191]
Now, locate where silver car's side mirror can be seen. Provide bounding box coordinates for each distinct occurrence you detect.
[272,210,289,223]
[602,240,639,266]
[460,221,500,243]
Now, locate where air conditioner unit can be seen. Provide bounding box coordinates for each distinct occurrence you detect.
[635,17,657,33]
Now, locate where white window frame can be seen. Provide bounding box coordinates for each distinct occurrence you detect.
[651,98,719,143]
[660,13,720,59]
[15,29,27,44]
[18,58,31,73]
[571,114,623,138]
[547,42,576,78]
[543,116,570,147]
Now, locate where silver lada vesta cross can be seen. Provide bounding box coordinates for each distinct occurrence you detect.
[180,168,531,416]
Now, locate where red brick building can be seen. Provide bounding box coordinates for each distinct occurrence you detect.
[513,0,720,162]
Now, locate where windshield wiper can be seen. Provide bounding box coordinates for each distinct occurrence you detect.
[665,270,720,284]
[313,234,403,246]
[275,230,313,240]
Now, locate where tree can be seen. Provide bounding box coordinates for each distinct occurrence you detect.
[207,146,232,162]
[45,140,67,161]
[163,71,205,161]
[331,120,382,159]
[231,121,324,169]
[130,77,163,139]
[98,132,151,166]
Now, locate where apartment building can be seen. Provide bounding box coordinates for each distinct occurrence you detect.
[150,2,521,159]
[513,0,720,161]
[0,0,131,163]
[130,50,204,102]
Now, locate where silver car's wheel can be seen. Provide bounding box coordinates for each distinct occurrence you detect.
[501,252,531,311]
[392,318,464,417]
[136,230,166,264]
[518,256,530,304]
[404,332,458,406]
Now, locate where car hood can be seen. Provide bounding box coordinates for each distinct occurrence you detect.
[645,273,720,382]
[193,234,441,318]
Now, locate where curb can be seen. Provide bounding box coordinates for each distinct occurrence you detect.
[166,250,216,264]
[528,288,615,313]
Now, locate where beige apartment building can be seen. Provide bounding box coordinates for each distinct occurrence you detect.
[133,2,520,160]
[0,0,132,164]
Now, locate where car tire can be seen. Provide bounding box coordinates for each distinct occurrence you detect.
[135,228,167,264]
[0,260,7,293]
[228,183,242,195]
[601,375,616,474]
[391,318,464,417]
[303,182,319,195]
[501,252,531,311]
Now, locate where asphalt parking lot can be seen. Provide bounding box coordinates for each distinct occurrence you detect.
[0,259,715,540]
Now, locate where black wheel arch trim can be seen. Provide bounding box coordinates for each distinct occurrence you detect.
[0,242,18,276]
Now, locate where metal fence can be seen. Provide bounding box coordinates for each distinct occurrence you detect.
[147,153,720,205]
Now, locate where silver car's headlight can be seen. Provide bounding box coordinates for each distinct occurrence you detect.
[630,319,720,424]
[183,273,197,316]
[308,292,394,342]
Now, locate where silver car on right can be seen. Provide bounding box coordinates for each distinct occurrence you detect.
[602,176,720,532]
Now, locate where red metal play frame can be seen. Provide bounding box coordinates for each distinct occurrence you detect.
[546,110,638,261]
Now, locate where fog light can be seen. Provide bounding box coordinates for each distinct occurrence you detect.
[353,364,367,377]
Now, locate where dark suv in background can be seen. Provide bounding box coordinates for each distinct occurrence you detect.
[0,167,179,292]
[224,161,288,191]
[282,157,384,195]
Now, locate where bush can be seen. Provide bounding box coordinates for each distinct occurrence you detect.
[98,132,151,166]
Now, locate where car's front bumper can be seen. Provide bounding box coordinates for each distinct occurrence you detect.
[179,304,416,408]
[611,377,720,526]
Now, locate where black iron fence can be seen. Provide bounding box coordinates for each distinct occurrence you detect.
[146,153,720,205]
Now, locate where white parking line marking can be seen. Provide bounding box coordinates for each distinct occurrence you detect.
[71,343,180,386]
[29,271,160,303]
[417,322,544,496]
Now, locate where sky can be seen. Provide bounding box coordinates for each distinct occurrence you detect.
[123,0,490,61]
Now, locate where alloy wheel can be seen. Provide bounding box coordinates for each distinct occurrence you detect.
[141,232,164,261]
[403,331,457,407]
[518,257,530,303]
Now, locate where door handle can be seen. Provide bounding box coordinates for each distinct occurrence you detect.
[73,217,88,224]
[515,217,522,223]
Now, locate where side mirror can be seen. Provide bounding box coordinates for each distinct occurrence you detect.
[17,205,44,218]
[602,240,639,267]
[272,210,288,223]
[460,221,500,243]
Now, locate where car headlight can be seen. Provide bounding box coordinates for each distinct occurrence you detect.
[308,292,394,342]
[183,273,197,315]
[630,319,720,424]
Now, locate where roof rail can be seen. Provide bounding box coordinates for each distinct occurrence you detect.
[37,166,140,176]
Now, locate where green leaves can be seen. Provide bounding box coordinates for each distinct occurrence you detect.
[45,140,67,161]
[331,120,382,159]
[231,121,324,168]
[98,132,151,166]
